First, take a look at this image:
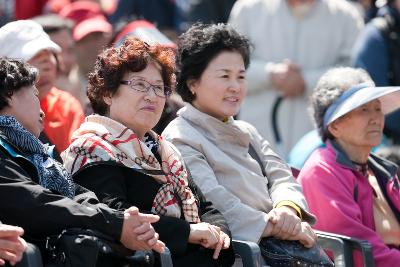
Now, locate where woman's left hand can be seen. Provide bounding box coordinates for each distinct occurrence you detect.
[267,206,302,240]
[198,224,230,259]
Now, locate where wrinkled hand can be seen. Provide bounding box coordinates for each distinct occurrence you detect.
[120,207,165,254]
[189,223,230,259]
[263,206,302,239]
[286,222,317,248]
[270,60,306,98]
[0,224,27,266]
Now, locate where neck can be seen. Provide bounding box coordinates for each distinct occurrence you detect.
[335,139,371,164]
[132,127,146,140]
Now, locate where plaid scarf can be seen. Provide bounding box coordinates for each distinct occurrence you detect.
[62,114,200,223]
[0,116,75,198]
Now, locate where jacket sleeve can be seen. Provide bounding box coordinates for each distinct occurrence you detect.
[73,164,191,256]
[299,161,400,267]
[187,172,231,237]
[0,157,123,241]
[171,142,269,243]
[249,124,316,225]
[228,0,275,95]
[301,4,362,95]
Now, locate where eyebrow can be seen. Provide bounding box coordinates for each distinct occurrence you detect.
[216,69,246,73]
[129,75,163,83]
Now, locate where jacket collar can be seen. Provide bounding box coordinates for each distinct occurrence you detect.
[327,139,398,178]
[0,134,24,159]
[177,103,251,147]
[0,134,40,182]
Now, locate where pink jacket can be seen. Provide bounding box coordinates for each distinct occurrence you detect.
[298,141,400,267]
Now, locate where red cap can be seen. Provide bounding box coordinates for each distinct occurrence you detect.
[59,1,112,41]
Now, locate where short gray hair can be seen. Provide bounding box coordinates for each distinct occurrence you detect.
[310,67,374,141]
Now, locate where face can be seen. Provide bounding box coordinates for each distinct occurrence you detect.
[49,29,76,74]
[0,85,44,137]
[329,99,384,150]
[287,0,315,18]
[28,50,58,99]
[190,51,247,121]
[104,62,166,139]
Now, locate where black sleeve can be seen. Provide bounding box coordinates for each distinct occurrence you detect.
[187,171,232,237]
[188,174,235,267]
[0,157,123,241]
[73,164,191,256]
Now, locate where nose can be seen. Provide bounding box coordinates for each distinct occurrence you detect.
[40,110,45,119]
[228,80,241,92]
[144,86,158,101]
[370,110,384,125]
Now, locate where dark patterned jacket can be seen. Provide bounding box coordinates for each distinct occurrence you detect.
[73,161,235,267]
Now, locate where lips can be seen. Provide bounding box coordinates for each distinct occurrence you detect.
[141,105,157,112]
[224,96,239,102]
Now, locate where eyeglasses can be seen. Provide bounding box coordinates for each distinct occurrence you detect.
[120,78,171,98]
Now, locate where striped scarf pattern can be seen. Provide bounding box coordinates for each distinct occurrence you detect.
[62,114,200,223]
[0,116,75,198]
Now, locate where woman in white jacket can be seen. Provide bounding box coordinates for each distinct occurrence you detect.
[163,23,317,251]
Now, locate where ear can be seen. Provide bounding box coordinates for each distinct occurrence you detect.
[327,120,341,139]
[103,94,112,106]
[186,78,198,95]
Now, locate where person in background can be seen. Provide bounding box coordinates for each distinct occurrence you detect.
[0,57,164,265]
[59,0,113,114]
[0,20,84,158]
[353,0,400,144]
[33,14,82,105]
[108,0,180,40]
[298,67,400,267]
[375,145,400,176]
[0,0,14,27]
[176,0,237,31]
[0,223,26,266]
[228,0,363,156]
[162,24,317,265]
[62,37,235,267]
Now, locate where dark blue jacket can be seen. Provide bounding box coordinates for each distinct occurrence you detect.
[352,5,400,142]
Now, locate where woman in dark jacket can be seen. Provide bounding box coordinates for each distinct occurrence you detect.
[0,58,164,263]
[62,37,235,267]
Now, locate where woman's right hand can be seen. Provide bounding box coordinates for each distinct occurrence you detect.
[120,207,165,253]
[263,221,317,248]
[287,222,318,248]
[188,222,230,259]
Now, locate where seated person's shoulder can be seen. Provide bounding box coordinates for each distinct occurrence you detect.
[163,116,200,140]
[235,119,263,139]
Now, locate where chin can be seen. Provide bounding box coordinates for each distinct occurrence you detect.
[32,130,42,138]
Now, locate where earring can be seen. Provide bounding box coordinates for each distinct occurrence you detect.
[191,90,196,96]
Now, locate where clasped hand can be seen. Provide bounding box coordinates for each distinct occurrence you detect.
[120,207,165,254]
[270,59,306,98]
[0,224,27,266]
[189,222,230,259]
[263,206,317,248]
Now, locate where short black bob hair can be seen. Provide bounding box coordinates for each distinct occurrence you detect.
[176,23,251,103]
[0,58,38,111]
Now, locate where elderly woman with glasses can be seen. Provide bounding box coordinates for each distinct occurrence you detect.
[298,67,400,267]
[62,37,234,267]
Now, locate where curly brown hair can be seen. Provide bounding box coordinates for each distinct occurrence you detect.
[87,37,175,115]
